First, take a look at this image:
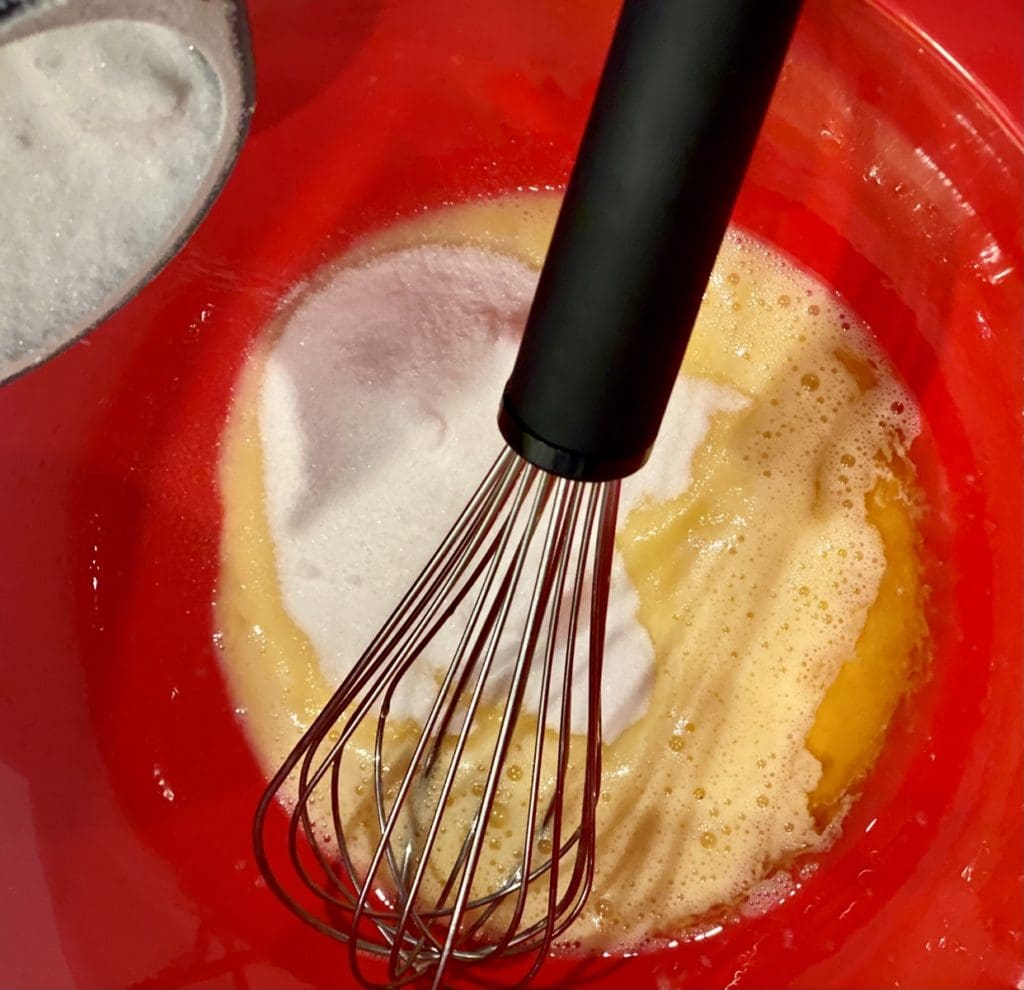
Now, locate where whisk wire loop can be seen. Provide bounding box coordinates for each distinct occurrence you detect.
[373,466,552,975]
[278,452,528,921]
[253,449,620,989]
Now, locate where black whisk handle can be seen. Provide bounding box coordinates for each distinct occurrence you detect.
[499,0,803,481]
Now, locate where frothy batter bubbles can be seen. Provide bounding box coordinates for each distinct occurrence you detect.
[215,195,927,949]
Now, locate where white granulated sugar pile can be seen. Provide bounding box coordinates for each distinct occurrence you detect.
[260,245,746,740]
[0,20,223,380]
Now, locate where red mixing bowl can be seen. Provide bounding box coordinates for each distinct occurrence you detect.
[1,1,1020,987]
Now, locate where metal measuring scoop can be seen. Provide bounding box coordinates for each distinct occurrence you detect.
[0,0,254,385]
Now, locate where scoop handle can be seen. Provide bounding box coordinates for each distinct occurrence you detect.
[499,0,803,481]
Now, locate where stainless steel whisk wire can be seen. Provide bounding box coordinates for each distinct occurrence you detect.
[254,449,620,988]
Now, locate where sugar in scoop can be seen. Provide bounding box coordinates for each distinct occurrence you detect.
[0,19,224,381]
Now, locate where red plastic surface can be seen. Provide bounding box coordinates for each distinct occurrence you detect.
[0,1,1020,987]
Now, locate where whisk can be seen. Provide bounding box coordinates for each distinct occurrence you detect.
[253,1,802,987]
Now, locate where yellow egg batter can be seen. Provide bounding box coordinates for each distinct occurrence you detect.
[215,195,927,947]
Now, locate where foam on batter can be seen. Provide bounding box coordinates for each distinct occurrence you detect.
[214,194,926,948]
